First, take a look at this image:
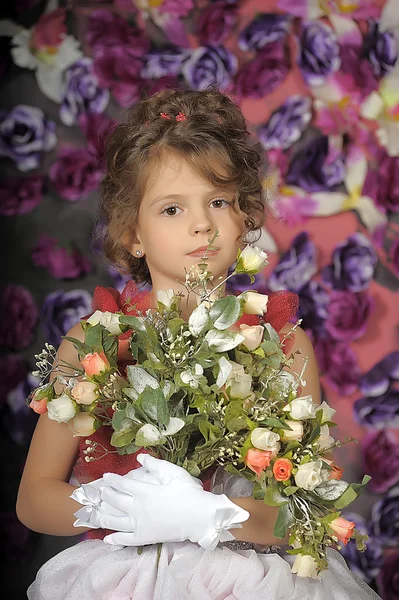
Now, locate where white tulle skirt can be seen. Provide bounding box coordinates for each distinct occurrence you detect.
[27,538,381,600]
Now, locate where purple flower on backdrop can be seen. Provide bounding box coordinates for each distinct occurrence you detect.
[93,46,145,108]
[362,152,399,214]
[371,486,399,546]
[0,285,38,351]
[0,175,45,216]
[86,10,149,57]
[227,272,264,295]
[49,147,103,201]
[41,289,93,348]
[5,372,40,445]
[286,136,345,192]
[159,0,194,17]
[79,113,116,172]
[59,58,110,127]
[359,351,399,397]
[196,1,238,45]
[390,237,399,277]
[314,337,362,396]
[108,266,132,294]
[298,20,340,86]
[237,13,290,52]
[0,355,27,409]
[363,21,397,78]
[339,513,383,584]
[182,45,237,91]
[257,96,311,150]
[338,43,377,98]
[0,512,30,561]
[297,280,329,332]
[32,235,92,280]
[268,232,317,292]
[234,41,289,99]
[322,233,378,292]
[362,429,399,494]
[324,290,373,343]
[377,551,399,600]
[0,105,56,172]
[354,389,399,428]
[141,47,186,79]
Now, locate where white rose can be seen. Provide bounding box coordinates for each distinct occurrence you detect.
[68,413,97,437]
[242,291,269,315]
[319,401,336,424]
[289,395,317,420]
[47,393,76,423]
[70,381,98,405]
[250,428,281,456]
[291,554,319,579]
[239,324,264,351]
[237,245,268,274]
[226,362,252,399]
[295,460,323,491]
[318,424,335,451]
[156,288,175,308]
[280,420,304,442]
[87,310,122,335]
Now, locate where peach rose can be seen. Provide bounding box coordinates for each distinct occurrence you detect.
[29,397,48,414]
[273,458,293,481]
[68,412,97,437]
[330,517,355,545]
[81,351,110,377]
[71,381,98,405]
[245,448,272,476]
[323,458,344,480]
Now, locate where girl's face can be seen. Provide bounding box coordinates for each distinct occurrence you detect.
[131,153,245,294]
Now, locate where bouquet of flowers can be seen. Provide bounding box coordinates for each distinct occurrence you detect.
[28,237,370,578]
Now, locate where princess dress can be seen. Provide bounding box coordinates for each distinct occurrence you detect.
[27,282,381,600]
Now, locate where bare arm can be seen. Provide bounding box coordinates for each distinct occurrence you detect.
[230,325,321,545]
[16,322,91,536]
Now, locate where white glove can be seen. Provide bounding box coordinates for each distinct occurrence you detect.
[72,454,250,550]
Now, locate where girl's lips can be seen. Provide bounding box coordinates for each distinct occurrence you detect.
[187,249,220,257]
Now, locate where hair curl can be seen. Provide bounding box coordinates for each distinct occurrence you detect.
[98,87,268,283]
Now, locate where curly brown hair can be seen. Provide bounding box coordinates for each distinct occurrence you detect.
[98,87,268,284]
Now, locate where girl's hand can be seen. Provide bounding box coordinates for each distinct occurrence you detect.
[72,454,250,550]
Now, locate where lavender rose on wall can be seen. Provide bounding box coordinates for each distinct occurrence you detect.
[237,13,290,51]
[268,232,317,292]
[298,20,341,86]
[286,136,345,192]
[258,96,312,150]
[41,289,92,348]
[322,233,378,292]
[0,105,56,172]
[182,45,237,91]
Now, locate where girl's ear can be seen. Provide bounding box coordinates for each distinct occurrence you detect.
[122,228,144,258]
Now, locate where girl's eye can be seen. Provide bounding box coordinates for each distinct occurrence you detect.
[161,205,181,217]
[210,198,231,209]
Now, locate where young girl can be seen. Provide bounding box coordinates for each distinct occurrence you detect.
[17,88,381,599]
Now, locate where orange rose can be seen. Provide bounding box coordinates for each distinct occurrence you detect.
[323,458,344,480]
[81,351,110,377]
[330,517,355,545]
[245,448,272,476]
[273,458,293,481]
[29,397,48,414]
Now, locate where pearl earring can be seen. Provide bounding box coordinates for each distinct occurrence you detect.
[135,249,143,257]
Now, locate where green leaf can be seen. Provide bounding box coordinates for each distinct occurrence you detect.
[234,349,253,369]
[111,429,136,448]
[273,503,293,539]
[204,329,244,352]
[119,316,146,331]
[209,296,241,330]
[264,482,288,507]
[314,480,349,502]
[334,485,358,509]
[85,324,104,352]
[117,442,140,455]
[189,303,211,336]
[61,336,92,356]
[135,424,166,447]
[261,417,292,430]
[199,420,220,443]
[283,486,298,496]
[226,416,247,432]
[139,387,170,426]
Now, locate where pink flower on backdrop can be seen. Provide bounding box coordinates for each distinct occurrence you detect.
[196,1,238,45]
[143,76,180,97]
[158,0,194,18]
[0,284,38,351]
[389,237,399,277]
[79,113,116,171]
[49,147,102,201]
[234,41,289,100]
[362,430,399,494]
[324,290,374,343]
[362,152,399,214]
[86,10,149,56]
[30,7,67,51]
[0,175,44,216]
[314,336,362,396]
[93,45,145,108]
[32,234,92,280]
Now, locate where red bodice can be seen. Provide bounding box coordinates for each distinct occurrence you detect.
[73,282,298,539]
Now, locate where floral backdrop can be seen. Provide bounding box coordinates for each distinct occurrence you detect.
[0,0,398,597]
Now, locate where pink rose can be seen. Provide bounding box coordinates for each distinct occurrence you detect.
[70,381,98,405]
[30,8,66,50]
[245,448,272,476]
[325,290,373,342]
[0,175,45,216]
[32,234,92,280]
[330,516,355,545]
[29,397,48,414]
[323,458,344,480]
[49,148,102,202]
[81,351,110,377]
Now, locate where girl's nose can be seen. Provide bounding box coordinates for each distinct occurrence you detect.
[190,210,214,236]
